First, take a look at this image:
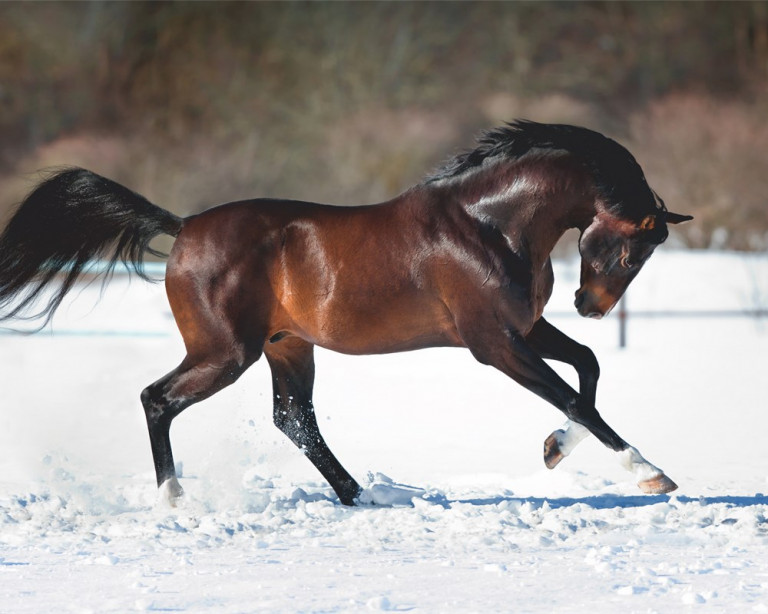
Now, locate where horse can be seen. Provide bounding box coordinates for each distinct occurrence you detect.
[0,121,692,506]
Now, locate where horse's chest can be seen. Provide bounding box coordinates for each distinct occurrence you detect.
[531,259,555,320]
[497,258,554,329]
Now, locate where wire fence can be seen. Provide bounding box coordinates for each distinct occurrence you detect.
[0,261,172,338]
[2,260,767,348]
[545,294,768,348]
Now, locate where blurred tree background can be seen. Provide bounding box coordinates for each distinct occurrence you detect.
[1,1,766,249]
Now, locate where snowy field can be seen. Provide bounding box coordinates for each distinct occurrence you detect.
[1,250,767,613]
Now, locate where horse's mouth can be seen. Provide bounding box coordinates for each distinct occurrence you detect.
[577,304,604,319]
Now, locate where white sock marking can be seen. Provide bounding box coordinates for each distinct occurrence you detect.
[553,420,590,457]
[618,446,664,481]
[553,421,666,483]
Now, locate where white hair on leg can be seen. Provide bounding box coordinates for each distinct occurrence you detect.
[619,446,678,494]
[544,420,591,469]
[554,420,590,456]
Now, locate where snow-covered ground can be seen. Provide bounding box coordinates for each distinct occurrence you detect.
[1,251,767,613]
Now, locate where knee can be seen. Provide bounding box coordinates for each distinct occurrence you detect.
[273,404,306,436]
[140,386,163,427]
[565,397,599,421]
[576,344,600,380]
[140,385,157,413]
[141,382,181,425]
[273,398,317,441]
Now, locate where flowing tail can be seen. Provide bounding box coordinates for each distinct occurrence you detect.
[0,168,184,327]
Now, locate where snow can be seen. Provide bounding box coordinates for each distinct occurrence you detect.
[1,250,767,612]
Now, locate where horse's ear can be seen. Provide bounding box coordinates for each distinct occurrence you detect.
[639,215,656,231]
[665,211,694,225]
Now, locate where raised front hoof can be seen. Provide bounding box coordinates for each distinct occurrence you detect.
[158,477,185,507]
[638,474,678,495]
[543,433,565,470]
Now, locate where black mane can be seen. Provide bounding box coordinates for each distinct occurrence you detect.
[425,120,664,223]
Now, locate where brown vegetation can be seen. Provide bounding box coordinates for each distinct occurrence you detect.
[630,95,768,250]
[1,1,767,249]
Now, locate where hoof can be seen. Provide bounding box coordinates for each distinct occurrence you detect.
[638,473,678,495]
[344,486,365,507]
[158,477,184,507]
[543,433,564,470]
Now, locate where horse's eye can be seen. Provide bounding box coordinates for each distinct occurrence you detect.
[620,255,633,269]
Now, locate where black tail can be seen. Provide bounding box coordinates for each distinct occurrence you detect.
[0,168,184,327]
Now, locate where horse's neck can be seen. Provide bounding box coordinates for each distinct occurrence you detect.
[441,158,598,268]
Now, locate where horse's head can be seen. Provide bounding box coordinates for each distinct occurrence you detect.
[575,208,692,319]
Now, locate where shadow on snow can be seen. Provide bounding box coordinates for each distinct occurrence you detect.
[422,493,768,511]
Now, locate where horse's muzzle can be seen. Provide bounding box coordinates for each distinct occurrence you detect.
[574,289,605,319]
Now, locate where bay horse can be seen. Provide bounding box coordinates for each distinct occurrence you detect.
[0,121,692,505]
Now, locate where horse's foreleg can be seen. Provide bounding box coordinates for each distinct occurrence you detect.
[526,318,598,469]
[542,420,590,469]
[141,354,252,504]
[464,324,677,494]
[265,338,362,506]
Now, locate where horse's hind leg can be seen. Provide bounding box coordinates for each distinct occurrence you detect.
[265,337,361,506]
[141,351,256,503]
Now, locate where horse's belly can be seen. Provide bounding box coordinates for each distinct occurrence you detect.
[318,330,461,355]
[281,290,462,355]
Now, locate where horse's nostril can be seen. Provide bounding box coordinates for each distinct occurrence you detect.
[574,292,585,310]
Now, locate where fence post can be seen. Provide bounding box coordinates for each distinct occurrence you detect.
[618,294,627,349]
